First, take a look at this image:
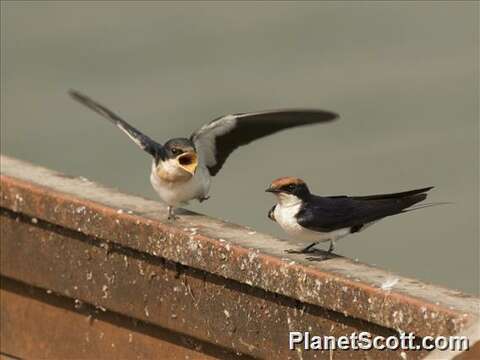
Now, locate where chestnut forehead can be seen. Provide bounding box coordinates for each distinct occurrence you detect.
[271,177,305,188]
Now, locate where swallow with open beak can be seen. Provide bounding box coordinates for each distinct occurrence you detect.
[266,177,435,253]
[69,90,338,220]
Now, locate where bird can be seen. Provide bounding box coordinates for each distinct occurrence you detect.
[68,90,338,220]
[266,176,436,253]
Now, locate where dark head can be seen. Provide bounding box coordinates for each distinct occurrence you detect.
[162,138,198,175]
[265,177,310,201]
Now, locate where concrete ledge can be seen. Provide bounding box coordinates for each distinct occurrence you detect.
[1,155,478,359]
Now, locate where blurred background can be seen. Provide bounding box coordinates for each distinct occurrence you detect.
[1,1,478,295]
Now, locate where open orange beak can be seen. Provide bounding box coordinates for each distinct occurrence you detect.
[177,151,198,175]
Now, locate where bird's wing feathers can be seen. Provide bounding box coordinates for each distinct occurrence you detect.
[190,114,238,173]
[297,198,358,232]
[191,109,338,176]
[351,187,434,200]
[268,205,277,222]
[69,90,164,158]
[297,188,432,232]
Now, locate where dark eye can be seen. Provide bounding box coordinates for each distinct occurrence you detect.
[286,184,296,192]
[171,148,181,155]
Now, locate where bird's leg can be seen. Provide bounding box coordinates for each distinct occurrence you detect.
[167,206,178,221]
[327,239,336,253]
[302,242,319,253]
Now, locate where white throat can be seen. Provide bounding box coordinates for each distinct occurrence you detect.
[155,158,192,183]
[276,193,302,208]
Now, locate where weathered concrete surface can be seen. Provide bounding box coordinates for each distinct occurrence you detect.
[1,155,479,359]
[1,278,239,360]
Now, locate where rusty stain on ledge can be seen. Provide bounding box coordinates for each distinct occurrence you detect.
[1,155,479,359]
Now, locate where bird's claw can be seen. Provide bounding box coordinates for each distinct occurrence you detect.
[167,206,179,221]
[285,249,302,254]
[198,196,210,203]
[305,253,334,261]
[285,248,317,254]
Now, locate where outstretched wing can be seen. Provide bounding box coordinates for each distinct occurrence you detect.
[191,109,338,176]
[297,187,433,232]
[69,90,164,158]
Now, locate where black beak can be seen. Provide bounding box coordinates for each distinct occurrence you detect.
[265,187,279,193]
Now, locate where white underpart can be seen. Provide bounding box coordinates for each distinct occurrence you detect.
[191,115,237,168]
[150,160,210,207]
[273,193,351,245]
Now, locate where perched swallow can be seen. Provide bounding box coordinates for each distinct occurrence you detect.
[266,177,435,253]
[69,90,338,220]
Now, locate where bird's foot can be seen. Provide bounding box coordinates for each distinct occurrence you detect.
[285,249,319,254]
[304,241,338,261]
[167,206,179,221]
[305,253,335,262]
[285,244,319,254]
[285,249,305,254]
[198,196,210,203]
